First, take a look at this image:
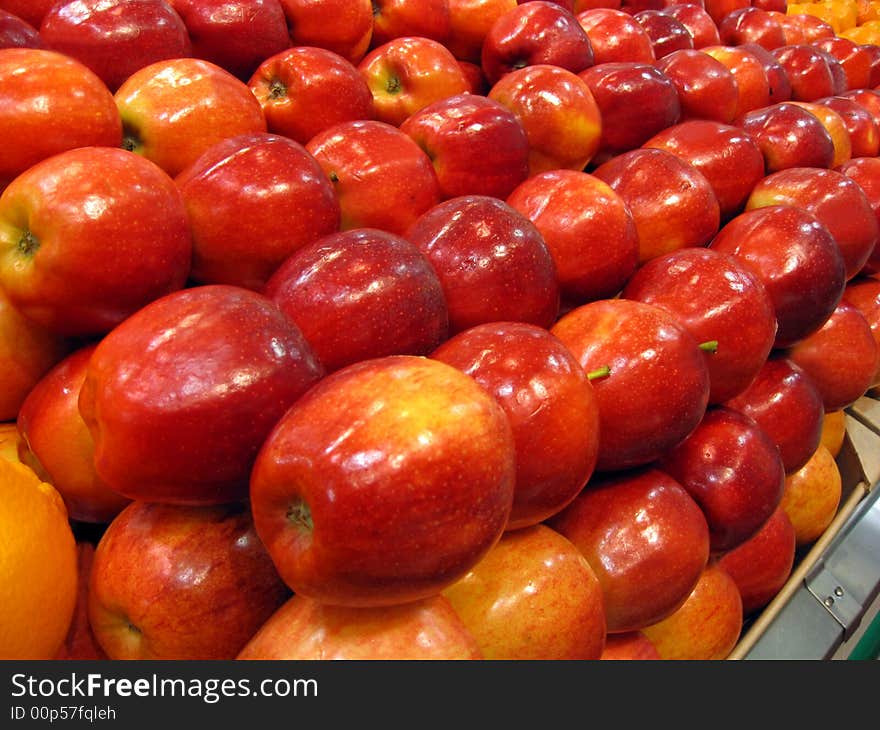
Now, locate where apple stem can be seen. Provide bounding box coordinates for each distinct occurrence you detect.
[699,340,719,354]
[121,123,140,153]
[18,230,39,257]
[286,499,313,533]
[587,365,611,381]
[386,74,401,94]
[268,78,286,100]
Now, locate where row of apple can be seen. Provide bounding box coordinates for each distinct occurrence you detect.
[2,0,880,660]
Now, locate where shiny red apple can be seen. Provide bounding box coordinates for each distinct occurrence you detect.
[405,195,560,334]
[249,354,517,607]
[263,228,449,374]
[550,297,711,472]
[175,132,341,291]
[506,168,639,308]
[548,467,711,633]
[78,285,325,505]
[709,204,846,349]
[431,321,600,530]
[592,147,720,265]
[622,247,777,404]
[723,355,826,474]
[658,406,786,553]
[247,45,376,146]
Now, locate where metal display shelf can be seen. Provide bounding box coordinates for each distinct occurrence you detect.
[730,398,880,660]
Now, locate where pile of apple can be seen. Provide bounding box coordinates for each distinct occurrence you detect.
[2,0,880,662]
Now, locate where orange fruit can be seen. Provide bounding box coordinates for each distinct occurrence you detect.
[0,457,78,659]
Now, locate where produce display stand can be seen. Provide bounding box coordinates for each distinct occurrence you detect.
[730,396,880,659]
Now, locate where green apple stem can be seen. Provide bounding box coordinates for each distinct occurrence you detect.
[18,230,39,257]
[286,499,313,533]
[386,74,401,94]
[699,340,719,354]
[587,365,611,381]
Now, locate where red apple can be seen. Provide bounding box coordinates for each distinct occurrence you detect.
[370,0,452,48]
[701,44,772,118]
[506,168,640,307]
[174,132,341,291]
[278,0,374,65]
[837,157,880,276]
[249,354,517,607]
[445,0,518,64]
[779,442,842,546]
[305,119,442,236]
[16,344,131,525]
[263,228,449,374]
[78,285,325,505]
[88,501,291,660]
[0,48,122,191]
[481,1,595,86]
[735,101,836,173]
[405,195,560,334]
[655,48,740,124]
[39,0,192,93]
[238,594,482,659]
[358,35,469,127]
[658,406,786,553]
[442,524,606,659]
[723,355,826,474]
[622,247,777,404]
[431,321,600,530]
[772,43,840,102]
[600,631,661,660]
[746,166,880,281]
[842,274,880,384]
[717,6,786,50]
[788,100,853,168]
[576,7,656,64]
[717,505,797,616]
[0,8,40,48]
[817,96,880,159]
[640,561,743,660]
[487,63,603,175]
[399,92,530,200]
[0,287,70,422]
[0,146,192,337]
[548,467,710,633]
[642,118,766,221]
[169,0,291,82]
[631,9,695,59]
[578,61,681,163]
[114,57,267,178]
[785,300,880,412]
[550,298,711,472]
[659,3,721,48]
[709,205,846,348]
[592,147,721,265]
[812,35,873,92]
[247,45,376,146]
